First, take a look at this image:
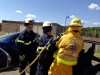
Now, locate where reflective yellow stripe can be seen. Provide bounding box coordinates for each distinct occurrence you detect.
[53,54,77,66]
[17,40,31,45]
[38,47,44,50]
[46,44,51,50]
[17,40,24,43]
[53,53,57,58]
[57,56,77,65]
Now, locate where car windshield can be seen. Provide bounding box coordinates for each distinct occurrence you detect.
[0,33,15,42]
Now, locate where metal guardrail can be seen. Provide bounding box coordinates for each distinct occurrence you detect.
[84,40,100,45]
[83,36,100,45]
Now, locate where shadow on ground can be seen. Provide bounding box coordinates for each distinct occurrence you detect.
[0,64,18,72]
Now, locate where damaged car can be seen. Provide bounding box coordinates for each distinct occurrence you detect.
[0,32,20,70]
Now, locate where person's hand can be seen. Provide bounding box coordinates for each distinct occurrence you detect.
[36,49,41,54]
[19,55,25,60]
[53,34,61,44]
[46,43,58,52]
[36,47,43,54]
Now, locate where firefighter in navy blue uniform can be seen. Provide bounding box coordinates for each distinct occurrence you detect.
[17,18,40,75]
[35,21,57,75]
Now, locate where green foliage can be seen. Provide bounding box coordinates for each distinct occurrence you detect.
[81,27,100,38]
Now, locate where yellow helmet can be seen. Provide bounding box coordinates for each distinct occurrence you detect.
[69,18,82,27]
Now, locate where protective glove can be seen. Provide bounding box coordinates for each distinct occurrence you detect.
[54,33,65,43]
[46,43,58,52]
[36,46,43,54]
[53,35,61,44]
[19,55,26,60]
[54,33,61,38]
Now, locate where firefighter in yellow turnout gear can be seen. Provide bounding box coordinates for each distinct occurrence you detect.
[48,18,84,75]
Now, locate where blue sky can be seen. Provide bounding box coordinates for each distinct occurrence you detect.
[0,0,100,27]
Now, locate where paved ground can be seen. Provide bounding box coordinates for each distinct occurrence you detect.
[0,66,29,75]
[0,43,100,75]
[0,61,100,75]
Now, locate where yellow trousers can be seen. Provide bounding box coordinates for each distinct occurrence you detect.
[49,60,72,75]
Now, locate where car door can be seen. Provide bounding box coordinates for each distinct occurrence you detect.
[0,48,11,70]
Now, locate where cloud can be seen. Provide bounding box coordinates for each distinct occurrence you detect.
[88,3,100,10]
[25,17,32,20]
[69,15,89,23]
[81,20,89,24]
[92,22,100,25]
[25,14,37,18]
[70,15,76,19]
[0,20,2,23]
[61,24,64,26]
[14,20,19,21]
[35,21,40,22]
[16,10,23,14]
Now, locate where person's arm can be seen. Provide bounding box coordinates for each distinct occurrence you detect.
[36,36,45,54]
[17,32,27,52]
[35,33,41,44]
[92,56,100,62]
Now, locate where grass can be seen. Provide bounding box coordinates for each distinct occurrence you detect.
[0,31,8,36]
[94,50,100,57]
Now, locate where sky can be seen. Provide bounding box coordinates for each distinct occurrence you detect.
[0,0,100,27]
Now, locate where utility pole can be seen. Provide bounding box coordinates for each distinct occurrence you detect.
[94,29,98,52]
[94,29,97,38]
[64,16,69,32]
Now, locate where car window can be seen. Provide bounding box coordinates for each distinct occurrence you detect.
[0,33,15,42]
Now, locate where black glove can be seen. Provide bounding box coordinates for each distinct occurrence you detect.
[36,46,43,54]
[46,43,58,52]
[53,34,61,44]
[19,55,26,61]
[54,33,65,43]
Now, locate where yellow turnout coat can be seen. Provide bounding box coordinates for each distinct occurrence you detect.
[49,26,84,75]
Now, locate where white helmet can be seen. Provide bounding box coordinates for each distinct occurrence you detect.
[24,18,34,25]
[42,21,52,27]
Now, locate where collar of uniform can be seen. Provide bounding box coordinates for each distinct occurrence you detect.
[25,29,32,33]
